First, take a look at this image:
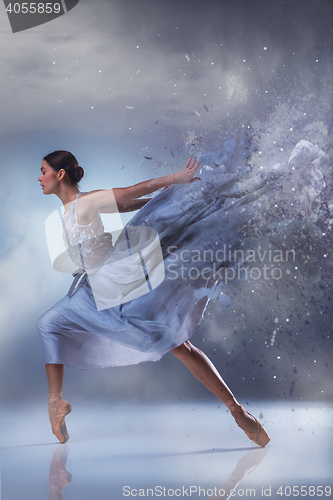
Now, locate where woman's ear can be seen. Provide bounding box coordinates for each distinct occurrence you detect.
[58,169,66,181]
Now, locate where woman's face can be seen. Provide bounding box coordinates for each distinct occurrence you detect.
[38,160,59,195]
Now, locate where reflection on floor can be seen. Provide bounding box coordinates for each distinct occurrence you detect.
[0,401,332,499]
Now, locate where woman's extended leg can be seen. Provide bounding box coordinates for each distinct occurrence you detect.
[45,363,71,444]
[170,341,270,446]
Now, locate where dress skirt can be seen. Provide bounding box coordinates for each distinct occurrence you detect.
[37,140,326,369]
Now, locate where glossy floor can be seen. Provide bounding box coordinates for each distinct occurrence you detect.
[0,401,332,500]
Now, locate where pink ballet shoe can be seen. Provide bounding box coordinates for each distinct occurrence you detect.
[51,399,72,444]
[226,400,270,447]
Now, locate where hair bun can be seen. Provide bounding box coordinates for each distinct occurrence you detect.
[72,165,84,184]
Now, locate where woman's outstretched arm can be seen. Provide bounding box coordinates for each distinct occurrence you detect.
[83,157,201,214]
[72,158,201,224]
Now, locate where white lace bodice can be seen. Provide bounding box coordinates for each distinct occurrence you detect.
[62,193,114,270]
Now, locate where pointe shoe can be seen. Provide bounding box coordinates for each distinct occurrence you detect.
[226,400,270,447]
[51,400,72,444]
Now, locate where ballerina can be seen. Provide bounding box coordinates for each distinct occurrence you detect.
[37,150,272,447]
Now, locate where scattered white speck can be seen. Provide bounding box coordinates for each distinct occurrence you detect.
[136,70,140,74]
[194,110,200,116]
[99,70,102,73]
[264,47,267,50]
[53,62,55,64]
[273,376,276,379]
[126,106,134,109]
[324,254,327,257]
[277,356,281,359]
[316,59,319,62]
[274,317,279,323]
[265,90,268,93]
[304,113,306,115]
[91,106,94,109]
[314,360,316,363]
[185,54,190,62]
[129,127,132,130]
[136,46,139,48]
[280,148,284,151]
[211,62,214,65]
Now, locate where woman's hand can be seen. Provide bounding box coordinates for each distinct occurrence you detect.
[175,158,201,184]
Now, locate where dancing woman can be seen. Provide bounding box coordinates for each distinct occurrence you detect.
[37,150,270,447]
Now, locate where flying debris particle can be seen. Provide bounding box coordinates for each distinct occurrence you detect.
[170,150,175,157]
[136,70,140,74]
[264,46,267,50]
[144,156,153,160]
[126,106,134,109]
[136,46,139,48]
[204,105,209,112]
[154,120,159,125]
[194,110,200,116]
[99,70,102,73]
[185,54,190,62]
[121,166,125,169]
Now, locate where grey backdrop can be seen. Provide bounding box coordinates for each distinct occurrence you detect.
[0,0,332,405]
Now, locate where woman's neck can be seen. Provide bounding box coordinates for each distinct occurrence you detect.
[56,184,80,206]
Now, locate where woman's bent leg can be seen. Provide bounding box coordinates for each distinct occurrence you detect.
[45,363,71,444]
[46,363,64,394]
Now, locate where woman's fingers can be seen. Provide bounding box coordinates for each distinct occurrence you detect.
[186,158,200,169]
[185,157,192,168]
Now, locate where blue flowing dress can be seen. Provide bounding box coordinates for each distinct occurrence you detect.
[37,140,326,369]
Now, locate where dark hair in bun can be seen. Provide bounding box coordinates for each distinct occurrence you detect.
[43,150,84,185]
